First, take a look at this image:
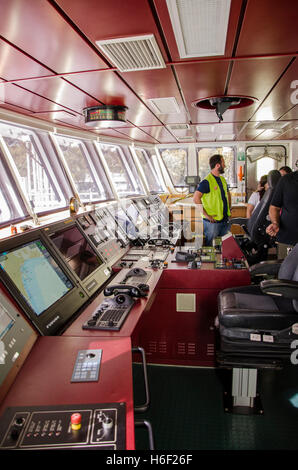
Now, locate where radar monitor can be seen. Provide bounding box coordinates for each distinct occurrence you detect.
[0,233,88,335]
[44,221,111,296]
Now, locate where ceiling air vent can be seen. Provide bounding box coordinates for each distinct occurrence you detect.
[167,124,190,131]
[96,34,166,72]
[177,136,194,142]
[255,121,290,131]
[147,97,180,114]
[166,0,231,58]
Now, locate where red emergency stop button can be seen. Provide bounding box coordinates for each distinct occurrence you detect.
[71,413,82,430]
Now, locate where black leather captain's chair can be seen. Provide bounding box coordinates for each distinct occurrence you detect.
[216,243,298,413]
[230,169,281,265]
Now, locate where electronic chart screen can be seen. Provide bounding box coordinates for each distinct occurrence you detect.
[0,240,73,317]
[49,225,104,281]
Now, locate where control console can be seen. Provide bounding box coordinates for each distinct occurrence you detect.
[82,293,135,331]
[82,268,150,331]
[0,403,126,450]
[0,289,37,401]
[215,258,247,269]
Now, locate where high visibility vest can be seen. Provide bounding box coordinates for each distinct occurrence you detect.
[201,173,230,220]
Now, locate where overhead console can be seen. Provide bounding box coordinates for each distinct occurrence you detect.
[0,231,88,335]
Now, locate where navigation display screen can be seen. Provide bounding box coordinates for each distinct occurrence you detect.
[0,240,73,316]
[50,226,103,281]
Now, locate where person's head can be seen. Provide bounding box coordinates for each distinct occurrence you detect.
[257,175,268,198]
[258,174,267,189]
[209,154,225,174]
[279,166,292,176]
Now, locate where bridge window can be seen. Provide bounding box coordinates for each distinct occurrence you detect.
[55,135,109,203]
[159,147,188,187]
[98,143,145,196]
[134,148,165,192]
[197,147,237,188]
[0,149,27,225]
[0,122,66,214]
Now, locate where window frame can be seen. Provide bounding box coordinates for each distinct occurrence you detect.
[53,134,113,204]
[158,146,189,188]
[133,147,166,193]
[98,142,146,198]
[0,121,68,217]
[0,149,29,227]
[196,145,237,189]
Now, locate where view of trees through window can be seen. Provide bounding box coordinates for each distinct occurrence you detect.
[0,123,65,213]
[197,147,237,188]
[56,136,106,202]
[100,144,144,196]
[135,149,164,192]
[0,120,252,227]
[160,148,187,187]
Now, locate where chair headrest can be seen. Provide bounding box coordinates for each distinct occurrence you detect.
[267,169,281,188]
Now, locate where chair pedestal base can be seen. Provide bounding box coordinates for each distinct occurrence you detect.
[223,367,264,415]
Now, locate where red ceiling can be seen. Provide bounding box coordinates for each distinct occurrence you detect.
[0,0,297,143]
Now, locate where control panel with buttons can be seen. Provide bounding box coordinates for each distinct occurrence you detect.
[0,289,37,399]
[82,294,135,331]
[70,349,102,383]
[0,403,126,450]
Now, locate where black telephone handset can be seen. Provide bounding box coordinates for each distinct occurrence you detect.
[148,238,172,247]
[127,267,147,277]
[104,284,149,298]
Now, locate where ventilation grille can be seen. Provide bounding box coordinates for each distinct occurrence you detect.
[217,134,235,141]
[96,34,166,72]
[167,123,190,131]
[255,121,290,131]
[147,341,168,354]
[177,342,197,356]
[177,136,194,142]
[166,0,231,58]
[147,97,180,114]
[207,343,215,356]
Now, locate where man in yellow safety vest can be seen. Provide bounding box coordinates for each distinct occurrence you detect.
[193,154,231,246]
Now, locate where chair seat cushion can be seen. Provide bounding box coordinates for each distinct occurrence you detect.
[218,285,298,330]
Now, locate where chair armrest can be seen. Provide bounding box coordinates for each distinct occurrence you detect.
[249,260,282,277]
[260,278,298,300]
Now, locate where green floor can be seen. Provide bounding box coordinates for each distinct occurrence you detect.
[133,363,298,450]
